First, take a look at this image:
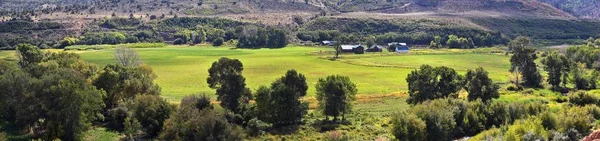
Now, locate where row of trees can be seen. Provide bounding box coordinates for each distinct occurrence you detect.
[406,65,500,104]
[59,31,161,48]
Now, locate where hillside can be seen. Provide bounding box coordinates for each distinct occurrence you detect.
[0,0,581,21]
[537,0,600,19]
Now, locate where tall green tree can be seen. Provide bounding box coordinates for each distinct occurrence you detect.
[406,65,463,104]
[315,75,357,121]
[464,67,500,102]
[255,70,308,127]
[207,57,251,112]
[16,44,43,68]
[541,52,571,89]
[509,36,542,88]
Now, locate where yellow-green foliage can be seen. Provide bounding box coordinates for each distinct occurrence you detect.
[558,106,594,135]
[504,117,549,141]
[469,128,503,141]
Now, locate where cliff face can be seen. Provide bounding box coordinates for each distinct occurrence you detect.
[537,0,600,19]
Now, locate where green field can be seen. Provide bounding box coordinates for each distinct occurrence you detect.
[60,45,511,102]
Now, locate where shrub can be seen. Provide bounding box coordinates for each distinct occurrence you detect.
[391,112,427,141]
[469,128,503,141]
[538,111,558,130]
[462,100,486,136]
[504,117,549,141]
[568,91,599,106]
[411,99,458,141]
[212,37,224,46]
[128,95,173,138]
[558,106,594,136]
[160,96,245,140]
[246,118,270,136]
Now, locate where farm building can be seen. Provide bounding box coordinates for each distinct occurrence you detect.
[340,44,365,54]
[395,43,410,53]
[366,45,383,52]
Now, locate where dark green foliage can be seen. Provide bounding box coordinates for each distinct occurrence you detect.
[464,67,500,102]
[302,17,508,46]
[213,37,224,46]
[541,52,571,88]
[255,70,308,126]
[296,30,340,42]
[483,101,509,128]
[16,44,43,68]
[471,17,600,40]
[315,75,357,121]
[406,65,463,104]
[159,95,244,141]
[391,112,427,141]
[509,36,542,88]
[462,100,486,136]
[127,95,173,138]
[0,20,61,33]
[93,64,161,114]
[207,57,251,112]
[568,91,599,106]
[411,99,458,141]
[237,26,288,48]
[246,118,270,137]
[0,50,105,141]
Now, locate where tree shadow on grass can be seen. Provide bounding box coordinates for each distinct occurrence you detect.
[267,125,300,135]
[310,119,352,133]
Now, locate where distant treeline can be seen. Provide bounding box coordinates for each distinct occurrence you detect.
[298,17,510,47]
[470,17,600,40]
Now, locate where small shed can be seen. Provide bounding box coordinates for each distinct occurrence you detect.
[353,45,365,54]
[366,45,383,52]
[395,43,410,53]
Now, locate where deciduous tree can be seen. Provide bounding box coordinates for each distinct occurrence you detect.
[315,75,357,121]
[207,57,251,112]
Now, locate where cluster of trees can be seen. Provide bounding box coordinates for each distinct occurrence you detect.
[300,17,509,46]
[499,36,599,91]
[397,63,600,141]
[406,65,499,104]
[0,45,172,140]
[237,26,288,48]
[58,31,161,48]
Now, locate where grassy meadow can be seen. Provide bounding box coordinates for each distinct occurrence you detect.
[55,45,512,102]
[0,44,574,140]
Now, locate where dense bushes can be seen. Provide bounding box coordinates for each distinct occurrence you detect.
[391,112,427,141]
[568,91,599,106]
[160,95,244,141]
[126,95,173,138]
